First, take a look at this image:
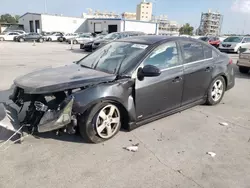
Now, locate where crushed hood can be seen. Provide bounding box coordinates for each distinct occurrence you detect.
[14,64,116,94]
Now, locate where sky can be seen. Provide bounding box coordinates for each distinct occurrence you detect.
[0,0,250,34]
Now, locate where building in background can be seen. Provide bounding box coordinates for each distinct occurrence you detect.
[122,12,136,20]
[136,0,153,21]
[152,15,180,36]
[198,10,223,36]
[83,9,120,19]
[19,12,88,33]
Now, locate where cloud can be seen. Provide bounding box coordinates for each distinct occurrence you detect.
[232,0,250,13]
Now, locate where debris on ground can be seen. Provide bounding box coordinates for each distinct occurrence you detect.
[129,139,133,142]
[206,152,216,157]
[177,170,182,174]
[157,133,164,142]
[219,122,229,126]
[123,143,139,152]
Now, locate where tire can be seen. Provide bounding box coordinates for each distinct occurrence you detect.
[73,40,78,44]
[79,102,122,143]
[239,66,249,74]
[206,76,226,105]
[39,38,44,43]
[237,47,241,54]
[19,38,24,42]
[0,37,4,41]
[48,38,52,41]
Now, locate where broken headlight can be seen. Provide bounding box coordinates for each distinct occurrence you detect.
[37,96,74,133]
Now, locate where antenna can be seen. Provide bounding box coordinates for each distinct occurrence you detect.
[44,0,47,13]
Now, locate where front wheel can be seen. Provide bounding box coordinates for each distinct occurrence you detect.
[206,76,226,105]
[39,38,44,43]
[79,102,122,143]
[239,66,249,74]
[19,38,24,42]
[73,40,78,44]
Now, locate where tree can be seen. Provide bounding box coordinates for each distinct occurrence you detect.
[179,23,194,35]
[0,14,20,23]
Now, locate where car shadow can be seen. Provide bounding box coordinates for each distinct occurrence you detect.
[66,48,88,54]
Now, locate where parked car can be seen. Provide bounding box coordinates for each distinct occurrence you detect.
[91,31,145,51]
[218,36,250,53]
[199,36,221,48]
[58,33,79,42]
[44,32,64,41]
[15,33,45,42]
[67,33,94,44]
[0,36,235,143]
[0,32,21,41]
[236,43,250,73]
[81,34,106,50]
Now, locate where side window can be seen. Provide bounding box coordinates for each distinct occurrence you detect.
[244,38,250,43]
[143,42,181,70]
[180,41,205,63]
[203,45,212,59]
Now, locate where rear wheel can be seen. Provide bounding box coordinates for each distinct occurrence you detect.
[239,66,249,74]
[19,38,24,42]
[73,40,78,44]
[0,37,4,41]
[206,76,226,105]
[48,37,52,41]
[79,102,122,143]
[39,38,44,43]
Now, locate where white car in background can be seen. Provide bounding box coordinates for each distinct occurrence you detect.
[44,32,64,41]
[0,32,21,41]
[219,36,250,53]
[59,33,79,42]
[68,33,94,44]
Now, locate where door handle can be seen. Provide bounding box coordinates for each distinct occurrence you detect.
[172,76,182,83]
[205,67,212,72]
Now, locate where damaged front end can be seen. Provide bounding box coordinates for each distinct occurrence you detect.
[0,86,78,141]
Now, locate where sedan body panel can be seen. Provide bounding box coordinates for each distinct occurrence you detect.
[135,66,184,120]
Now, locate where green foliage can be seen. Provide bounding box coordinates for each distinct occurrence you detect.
[179,23,194,35]
[0,14,20,23]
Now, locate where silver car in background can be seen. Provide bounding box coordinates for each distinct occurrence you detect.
[219,36,250,53]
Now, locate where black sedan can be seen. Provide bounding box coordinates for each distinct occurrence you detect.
[15,32,45,42]
[0,36,235,143]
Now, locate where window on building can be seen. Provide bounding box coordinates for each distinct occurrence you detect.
[143,42,181,70]
[179,41,205,63]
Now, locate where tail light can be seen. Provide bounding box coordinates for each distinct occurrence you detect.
[229,59,233,65]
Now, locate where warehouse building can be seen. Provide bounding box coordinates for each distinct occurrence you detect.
[18,12,88,33]
[87,18,158,34]
[18,12,158,35]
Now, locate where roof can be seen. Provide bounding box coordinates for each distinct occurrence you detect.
[118,35,174,45]
[19,12,41,19]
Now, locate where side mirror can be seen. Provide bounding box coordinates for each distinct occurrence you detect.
[138,65,161,80]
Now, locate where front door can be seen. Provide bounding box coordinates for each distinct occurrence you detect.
[135,41,184,120]
[179,40,214,105]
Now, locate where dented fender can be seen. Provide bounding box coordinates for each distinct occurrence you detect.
[72,79,137,122]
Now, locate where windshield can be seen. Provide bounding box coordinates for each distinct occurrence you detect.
[78,42,148,74]
[104,33,120,40]
[224,37,243,43]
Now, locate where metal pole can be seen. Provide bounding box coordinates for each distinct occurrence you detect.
[44,0,47,13]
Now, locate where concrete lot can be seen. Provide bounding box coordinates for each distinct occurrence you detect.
[0,42,250,188]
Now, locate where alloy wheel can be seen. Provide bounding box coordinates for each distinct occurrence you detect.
[95,104,120,139]
[211,80,223,102]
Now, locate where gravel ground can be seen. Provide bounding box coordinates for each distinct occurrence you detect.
[0,42,250,188]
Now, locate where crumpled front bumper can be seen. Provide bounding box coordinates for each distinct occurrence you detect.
[0,103,21,134]
[0,96,74,135]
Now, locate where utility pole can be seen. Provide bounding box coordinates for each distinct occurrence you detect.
[44,0,47,13]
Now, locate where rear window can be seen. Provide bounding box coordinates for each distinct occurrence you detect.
[224,37,243,42]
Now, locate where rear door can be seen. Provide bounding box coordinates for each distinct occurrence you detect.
[179,39,214,105]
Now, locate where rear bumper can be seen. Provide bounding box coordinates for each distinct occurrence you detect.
[226,65,235,91]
